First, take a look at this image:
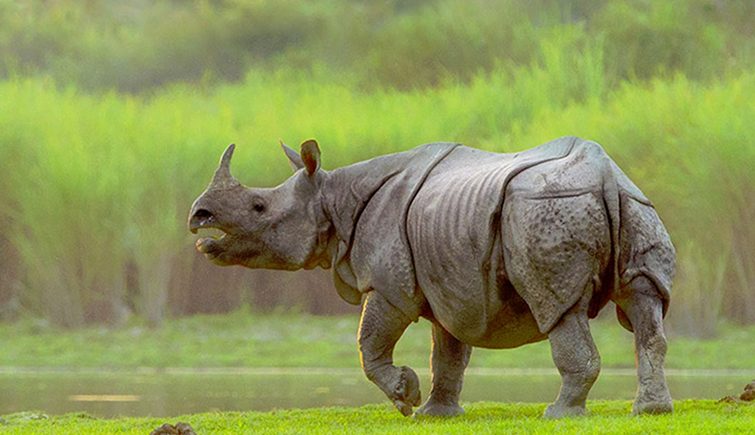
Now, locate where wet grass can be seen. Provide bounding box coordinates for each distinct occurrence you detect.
[1,400,752,434]
[1,311,753,370]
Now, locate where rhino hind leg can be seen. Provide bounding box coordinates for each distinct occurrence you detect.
[544,294,601,419]
[615,276,673,415]
[358,291,420,416]
[415,322,472,417]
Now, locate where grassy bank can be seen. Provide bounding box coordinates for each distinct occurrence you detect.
[1,401,753,434]
[1,311,753,370]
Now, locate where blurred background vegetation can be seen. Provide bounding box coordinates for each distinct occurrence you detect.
[0,0,753,338]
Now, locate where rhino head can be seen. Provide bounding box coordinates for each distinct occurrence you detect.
[187,140,332,271]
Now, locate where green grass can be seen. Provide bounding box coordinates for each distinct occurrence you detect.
[1,401,753,434]
[1,311,753,370]
[1,69,754,333]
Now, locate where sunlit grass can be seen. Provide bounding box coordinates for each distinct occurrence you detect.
[1,400,753,434]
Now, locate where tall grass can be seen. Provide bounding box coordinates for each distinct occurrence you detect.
[1,64,753,334]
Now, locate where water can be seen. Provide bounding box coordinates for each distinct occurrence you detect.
[0,369,749,417]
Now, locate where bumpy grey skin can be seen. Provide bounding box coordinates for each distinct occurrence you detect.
[188,136,676,418]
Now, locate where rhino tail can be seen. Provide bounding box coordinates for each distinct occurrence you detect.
[601,156,675,332]
[592,154,627,328]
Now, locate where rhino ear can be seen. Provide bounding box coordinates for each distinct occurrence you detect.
[300,139,321,176]
[280,140,304,172]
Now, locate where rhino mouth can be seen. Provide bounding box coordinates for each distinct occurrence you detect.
[195,228,228,259]
[189,209,230,260]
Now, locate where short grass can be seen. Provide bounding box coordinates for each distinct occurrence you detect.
[1,400,753,434]
[1,311,753,370]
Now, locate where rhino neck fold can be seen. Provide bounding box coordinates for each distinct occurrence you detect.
[318,143,460,314]
[320,144,460,261]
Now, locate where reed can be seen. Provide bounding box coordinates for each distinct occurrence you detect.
[0,64,752,335]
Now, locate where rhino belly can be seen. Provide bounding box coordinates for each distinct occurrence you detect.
[422,279,547,349]
[408,155,546,349]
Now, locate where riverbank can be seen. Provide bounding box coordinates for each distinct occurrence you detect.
[1,400,753,434]
[1,311,753,370]
[0,310,755,372]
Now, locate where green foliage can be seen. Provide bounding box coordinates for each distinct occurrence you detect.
[1,401,753,434]
[596,0,727,80]
[1,0,753,91]
[0,0,330,91]
[360,0,542,89]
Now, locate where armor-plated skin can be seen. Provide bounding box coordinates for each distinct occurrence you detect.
[188,137,676,418]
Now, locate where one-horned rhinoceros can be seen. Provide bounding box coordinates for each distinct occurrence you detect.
[188,136,675,418]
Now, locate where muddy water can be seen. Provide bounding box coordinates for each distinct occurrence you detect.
[0,369,749,417]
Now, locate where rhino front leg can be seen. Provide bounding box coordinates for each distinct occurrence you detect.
[415,322,471,417]
[544,295,600,418]
[358,291,420,416]
[617,276,673,415]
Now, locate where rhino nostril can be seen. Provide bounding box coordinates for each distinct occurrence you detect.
[193,209,214,221]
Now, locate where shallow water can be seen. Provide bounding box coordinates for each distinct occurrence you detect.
[0,369,749,417]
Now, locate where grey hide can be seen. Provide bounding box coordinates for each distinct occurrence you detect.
[188,136,676,419]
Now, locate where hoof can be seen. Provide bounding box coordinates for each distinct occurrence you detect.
[391,366,421,416]
[415,400,465,418]
[633,400,673,415]
[393,400,414,417]
[543,404,586,419]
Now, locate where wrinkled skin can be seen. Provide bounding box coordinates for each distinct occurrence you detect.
[189,137,675,418]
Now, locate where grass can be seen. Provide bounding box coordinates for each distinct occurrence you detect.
[1,311,753,370]
[1,401,753,434]
[1,68,754,333]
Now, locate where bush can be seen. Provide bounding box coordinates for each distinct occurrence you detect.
[1,0,753,92]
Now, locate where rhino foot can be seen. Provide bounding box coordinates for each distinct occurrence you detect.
[633,399,673,415]
[543,404,586,419]
[414,399,464,418]
[391,366,421,416]
[633,372,672,415]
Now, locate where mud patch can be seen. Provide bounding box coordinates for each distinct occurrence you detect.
[718,380,755,403]
[150,422,196,435]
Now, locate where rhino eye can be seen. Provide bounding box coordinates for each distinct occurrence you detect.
[252,203,266,213]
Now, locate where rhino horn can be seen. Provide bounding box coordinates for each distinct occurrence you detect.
[211,143,240,188]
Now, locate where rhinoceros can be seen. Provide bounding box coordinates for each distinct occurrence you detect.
[188,136,675,418]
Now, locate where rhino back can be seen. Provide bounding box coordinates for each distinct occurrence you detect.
[408,137,643,345]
